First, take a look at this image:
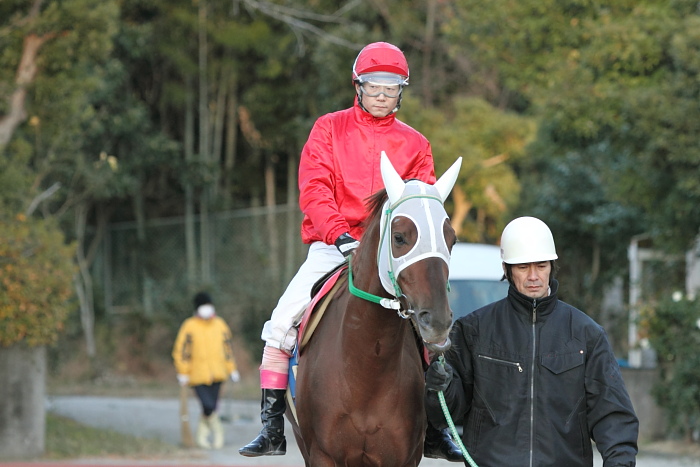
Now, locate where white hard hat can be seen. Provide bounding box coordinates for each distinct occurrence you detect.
[500,216,558,264]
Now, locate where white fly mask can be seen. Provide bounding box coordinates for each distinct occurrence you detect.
[377,152,462,296]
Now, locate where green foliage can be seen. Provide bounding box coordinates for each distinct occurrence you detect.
[402,95,536,242]
[643,294,700,439]
[443,0,700,255]
[3,0,700,383]
[0,215,76,348]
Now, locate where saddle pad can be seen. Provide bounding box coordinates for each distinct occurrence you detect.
[297,266,347,350]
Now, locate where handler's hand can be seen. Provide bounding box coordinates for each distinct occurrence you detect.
[425,360,453,392]
[230,370,241,383]
[177,374,189,386]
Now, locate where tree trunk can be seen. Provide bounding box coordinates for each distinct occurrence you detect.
[0,344,46,459]
[0,32,50,149]
[211,64,227,200]
[74,203,96,357]
[223,71,239,209]
[285,152,297,282]
[265,157,279,286]
[451,185,472,239]
[421,0,437,107]
[198,0,211,284]
[184,74,197,289]
[133,171,153,315]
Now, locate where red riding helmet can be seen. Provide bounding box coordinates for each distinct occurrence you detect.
[352,42,409,83]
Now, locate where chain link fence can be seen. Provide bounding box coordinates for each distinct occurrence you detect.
[92,204,308,351]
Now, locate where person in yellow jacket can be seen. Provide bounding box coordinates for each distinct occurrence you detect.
[172,292,240,449]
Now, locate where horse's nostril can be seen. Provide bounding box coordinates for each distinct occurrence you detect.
[418,310,432,327]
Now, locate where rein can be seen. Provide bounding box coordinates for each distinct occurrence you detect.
[437,354,479,467]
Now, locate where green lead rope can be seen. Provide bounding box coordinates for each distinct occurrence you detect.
[437,355,479,467]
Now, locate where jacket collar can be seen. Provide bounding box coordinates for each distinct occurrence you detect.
[507,279,559,319]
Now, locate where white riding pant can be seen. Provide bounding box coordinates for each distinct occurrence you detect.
[261,241,345,353]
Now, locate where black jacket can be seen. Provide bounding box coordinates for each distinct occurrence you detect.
[426,280,638,467]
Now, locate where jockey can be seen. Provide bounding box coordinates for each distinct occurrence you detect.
[239,41,461,461]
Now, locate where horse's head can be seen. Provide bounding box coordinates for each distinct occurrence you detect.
[376,152,461,354]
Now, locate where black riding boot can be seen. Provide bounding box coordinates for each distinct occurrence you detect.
[238,388,287,457]
[423,423,463,462]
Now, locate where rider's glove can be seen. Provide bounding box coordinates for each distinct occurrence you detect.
[425,360,453,392]
[334,232,360,257]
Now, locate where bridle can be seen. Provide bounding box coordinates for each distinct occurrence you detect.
[346,151,461,319]
[347,189,450,319]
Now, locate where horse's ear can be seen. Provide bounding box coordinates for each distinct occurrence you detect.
[381,151,405,204]
[434,157,462,202]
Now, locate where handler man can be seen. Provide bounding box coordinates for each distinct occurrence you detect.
[425,216,639,466]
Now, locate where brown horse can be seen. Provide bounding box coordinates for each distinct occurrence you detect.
[291,153,462,467]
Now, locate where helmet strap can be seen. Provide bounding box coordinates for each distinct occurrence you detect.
[356,84,368,113]
[394,93,403,113]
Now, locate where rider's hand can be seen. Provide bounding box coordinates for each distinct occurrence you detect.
[177,374,189,386]
[425,360,453,392]
[230,370,241,383]
[334,232,360,257]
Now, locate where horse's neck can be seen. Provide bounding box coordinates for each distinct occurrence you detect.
[343,260,414,358]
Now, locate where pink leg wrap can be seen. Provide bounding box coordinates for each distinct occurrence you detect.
[259,346,290,389]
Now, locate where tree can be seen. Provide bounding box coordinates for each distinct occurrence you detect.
[435,0,700,331]
[402,95,535,243]
[644,294,700,441]
[0,215,75,458]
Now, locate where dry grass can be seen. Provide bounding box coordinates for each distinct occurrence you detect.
[48,329,262,400]
[47,372,261,400]
[42,413,180,460]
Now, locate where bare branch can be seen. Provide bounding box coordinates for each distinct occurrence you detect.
[25,182,61,216]
[0,33,54,148]
[245,0,361,23]
[241,0,364,52]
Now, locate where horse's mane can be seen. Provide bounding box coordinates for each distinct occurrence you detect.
[361,188,388,243]
[350,188,388,276]
[360,179,417,237]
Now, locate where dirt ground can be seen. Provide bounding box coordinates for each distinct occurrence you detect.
[40,394,700,467]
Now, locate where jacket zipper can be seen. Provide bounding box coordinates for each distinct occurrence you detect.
[530,299,537,467]
[478,354,523,372]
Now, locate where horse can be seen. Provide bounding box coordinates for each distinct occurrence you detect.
[290,152,462,467]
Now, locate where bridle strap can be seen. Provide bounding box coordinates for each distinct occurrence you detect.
[347,255,409,317]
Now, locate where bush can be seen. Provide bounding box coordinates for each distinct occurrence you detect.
[0,214,76,347]
[643,292,700,441]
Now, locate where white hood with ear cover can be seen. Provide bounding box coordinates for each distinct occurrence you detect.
[377,152,462,296]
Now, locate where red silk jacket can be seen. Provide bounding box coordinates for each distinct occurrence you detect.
[298,98,436,245]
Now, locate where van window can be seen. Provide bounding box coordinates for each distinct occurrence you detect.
[448,243,509,321]
[448,279,508,321]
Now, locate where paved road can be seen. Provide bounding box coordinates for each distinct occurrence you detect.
[38,395,700,467]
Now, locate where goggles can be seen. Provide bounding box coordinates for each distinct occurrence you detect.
[359,82,402,99]
[356,73,407,98]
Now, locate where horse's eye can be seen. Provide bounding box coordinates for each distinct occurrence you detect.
[393,233,406,245]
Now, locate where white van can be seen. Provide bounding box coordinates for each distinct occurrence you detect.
[448,243,509,321]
